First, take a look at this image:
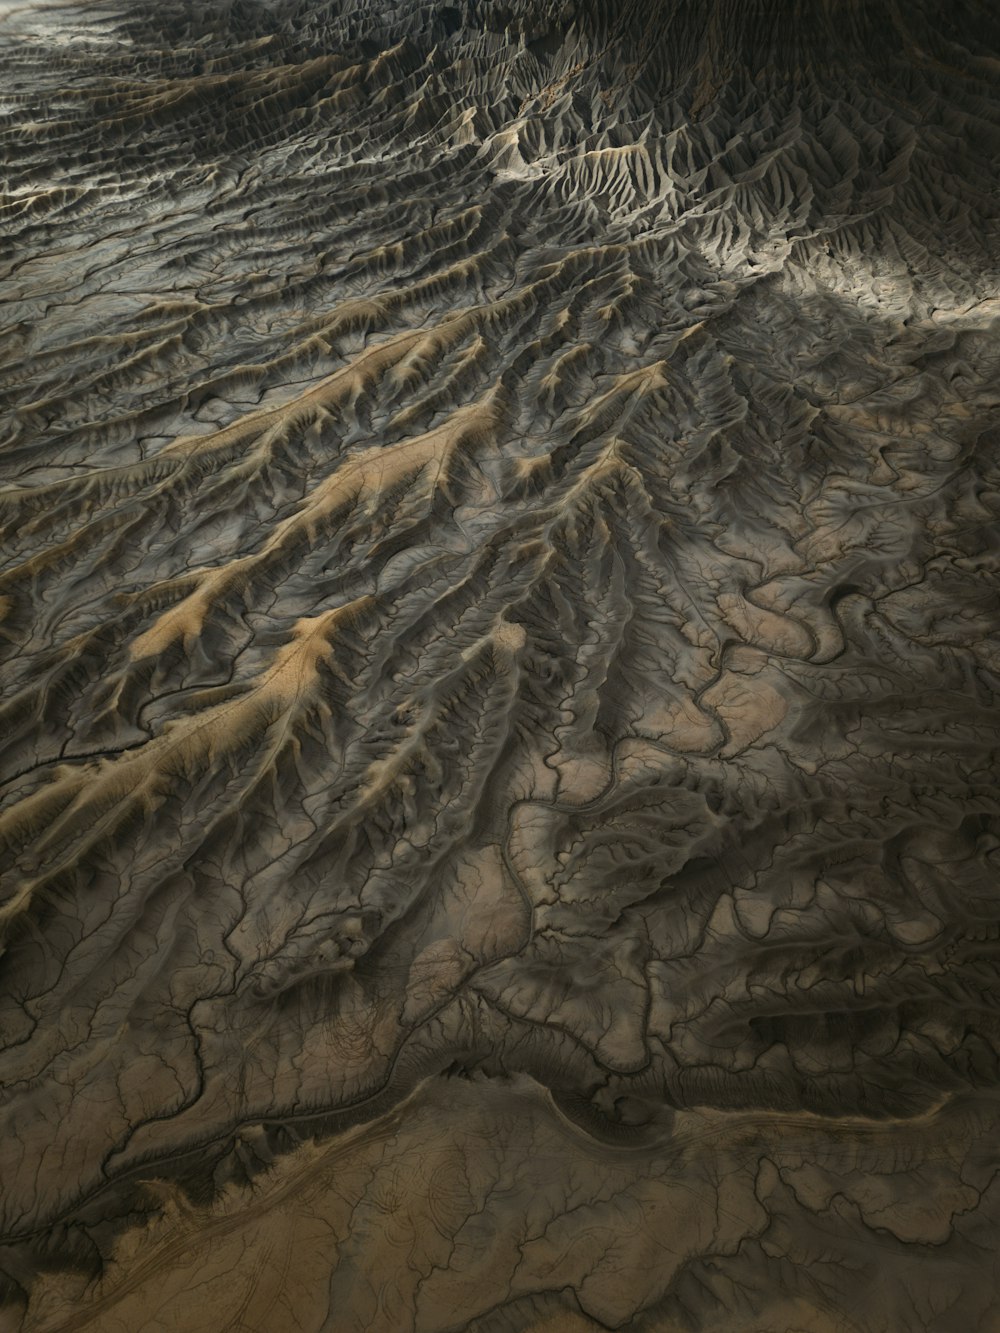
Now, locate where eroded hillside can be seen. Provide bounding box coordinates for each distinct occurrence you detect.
[1,1,1000,1328]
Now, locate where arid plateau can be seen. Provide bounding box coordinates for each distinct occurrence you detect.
[1,1,1000,1329]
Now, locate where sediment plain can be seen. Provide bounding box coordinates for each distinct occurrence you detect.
[1,0,1000,1328]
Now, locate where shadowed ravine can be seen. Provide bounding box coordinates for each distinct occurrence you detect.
[1,0,999,1328]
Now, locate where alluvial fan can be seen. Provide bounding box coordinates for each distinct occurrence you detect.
[1,0,1000,1328]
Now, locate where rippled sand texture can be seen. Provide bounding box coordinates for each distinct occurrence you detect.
[2,0,1000,1328]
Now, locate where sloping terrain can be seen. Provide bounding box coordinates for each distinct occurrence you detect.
[1,1,1000,1328]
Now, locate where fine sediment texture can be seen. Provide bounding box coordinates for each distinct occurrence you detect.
[1,1,999,1329]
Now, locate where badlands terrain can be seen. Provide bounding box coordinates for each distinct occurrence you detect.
[1,0,999,1328]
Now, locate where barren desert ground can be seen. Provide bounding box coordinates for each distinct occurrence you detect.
[1,1,1000,1329]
